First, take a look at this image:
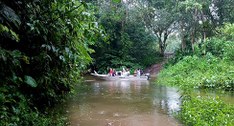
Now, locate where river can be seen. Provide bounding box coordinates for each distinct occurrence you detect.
[64,76,182,126]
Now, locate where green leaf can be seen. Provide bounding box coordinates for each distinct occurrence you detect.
[112,0,121,3]
[0,4,21,28]
[0,24,19,42]
[24,75,37,88]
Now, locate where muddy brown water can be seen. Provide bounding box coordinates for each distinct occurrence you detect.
[65,77,182,126]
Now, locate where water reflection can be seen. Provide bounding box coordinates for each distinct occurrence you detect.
[151,86,181,115]
[67,78,182,126]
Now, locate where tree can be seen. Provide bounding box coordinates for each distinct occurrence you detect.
[176,0,234,53]
[177,0,204,52]
[89,0,160,72]
[139,0,177,55]
[212,0,234,25]
[0,0,102,124]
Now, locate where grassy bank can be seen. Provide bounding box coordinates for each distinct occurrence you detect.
[156,55,234,125]
[179,95,234,126]
[157,55,234,90]
[156,24,234,125]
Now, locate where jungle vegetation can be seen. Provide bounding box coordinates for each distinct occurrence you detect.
[0,0,101,125]
[157,23,234,125]
[154,0,234,124]
[1,0,234,125]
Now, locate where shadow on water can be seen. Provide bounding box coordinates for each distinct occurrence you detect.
[64,76,182,126]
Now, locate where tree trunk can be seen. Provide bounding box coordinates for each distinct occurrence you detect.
[201,10,206,43]
[181,21,186,51]
[163,31,168,51]
[157,31,168,56]
[191,28,195,52]
[158,33,164,55]
[203,31,206,41]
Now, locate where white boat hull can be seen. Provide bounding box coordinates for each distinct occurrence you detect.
[91,73,149,81]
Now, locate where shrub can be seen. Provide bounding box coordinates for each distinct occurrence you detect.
[179,96,234,126]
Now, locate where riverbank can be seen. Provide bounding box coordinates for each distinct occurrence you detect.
[144,62,164,77]
[155,51,234,125]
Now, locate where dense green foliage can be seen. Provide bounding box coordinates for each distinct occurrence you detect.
[0,0,101,125]
[179,96,234,126]
[1,0,234,125]
[142,0,178,54]
[157,55,234,90]
[157,24,234,90]
[157,23,234,125]
[90,1,162,73]
[89,0,234,73]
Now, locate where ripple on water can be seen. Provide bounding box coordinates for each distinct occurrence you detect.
[67,79,182,126]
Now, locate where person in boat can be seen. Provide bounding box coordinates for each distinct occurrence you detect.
[137,68,141,77]
[121,67,129,76]
[134,69,137,76]
[140,69,144,75]
[109,68,113,76]
[122,67,126,73]
[126,68,130,76]
[121,67,125,76]
[112,69,116,76]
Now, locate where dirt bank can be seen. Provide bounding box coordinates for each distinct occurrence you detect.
[144,62,165,77]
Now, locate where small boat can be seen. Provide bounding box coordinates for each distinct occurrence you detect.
[91,71,150,81]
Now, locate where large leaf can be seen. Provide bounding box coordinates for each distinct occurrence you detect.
[0,4,21,28]
[24,75,37,88]
[0,24,19,42]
